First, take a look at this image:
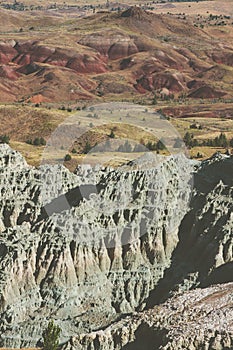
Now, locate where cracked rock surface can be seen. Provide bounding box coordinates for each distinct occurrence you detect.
[63,283,233,350]
[0,144,233,349]
[0,144,193,347]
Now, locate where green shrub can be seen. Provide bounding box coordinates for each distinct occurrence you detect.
[109,129,115,138]
[0,134,10,144]
[27,137,46,146]
[33,137,41,146]
[83,141,92,154]
[26,139,33,145]
[42,320,61,350]
[64,154,72,161]
[40,137,46,146]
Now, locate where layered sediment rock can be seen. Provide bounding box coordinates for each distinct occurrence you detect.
[0,7,232,102]
[0,145,193,347]
[146,153,233,306]
[1,145,232,349]
[61,153,233,350]
[62,283,233,350]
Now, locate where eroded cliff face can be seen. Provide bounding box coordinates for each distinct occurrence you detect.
[60,152,233,350]
[0,144,194,348]
[146,153,233,307]
[62,283,233,350]
[1,145,233,349]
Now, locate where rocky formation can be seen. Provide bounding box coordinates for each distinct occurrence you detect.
[135,72,187,93]
[0,144,194,347]
[60,153,233,350]
[12,41,108,74]
[78,31,141,60]
[0,146,233,349]
[146,152,233,307]
[62,283,233,350]
[120,6,152,21]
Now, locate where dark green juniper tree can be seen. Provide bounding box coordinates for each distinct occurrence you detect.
[42,320,61,350]
[0,134,10,144]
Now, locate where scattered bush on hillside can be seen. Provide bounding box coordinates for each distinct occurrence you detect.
[109,129,115,138]
[26,137,46,146]
[64,154,72,161]
[183,132,231,149]
[83,141,92,154]
[117,139,166,153]
[0,134,10,144]
[203,133,228,148]
[42,320,61,350]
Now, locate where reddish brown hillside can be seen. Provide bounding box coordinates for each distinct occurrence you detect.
[0,6,232,102]
[188,85,226,99]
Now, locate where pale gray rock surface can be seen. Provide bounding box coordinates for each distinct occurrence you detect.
[146,152,233,307]
[0,145,194,347]
[62,283,233,350]
[0,145,233,349]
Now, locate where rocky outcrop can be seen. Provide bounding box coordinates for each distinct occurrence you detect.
[146,152,233,306]
[0,145,233,349]
[0,145,194,348]
[136,71,187,93]
[78,31,141,60]
[60,152,233,350]
[62,282,233,350]
[120,6,152,21]
[11,41,108,74]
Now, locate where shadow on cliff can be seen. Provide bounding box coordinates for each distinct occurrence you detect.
[36,183,105,222]
[146,155,233,308]
[122,323,169,350]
